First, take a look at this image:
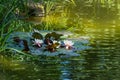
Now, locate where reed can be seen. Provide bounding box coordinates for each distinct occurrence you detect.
[0,0,31,52]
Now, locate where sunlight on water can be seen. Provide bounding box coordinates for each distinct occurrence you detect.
[1,22,120,80]
[1,0,120,80]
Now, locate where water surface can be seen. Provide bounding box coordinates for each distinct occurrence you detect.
[0,21,120,80]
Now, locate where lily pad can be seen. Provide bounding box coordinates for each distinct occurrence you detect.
[32,32,43,39]
[45,32,63,40]
[6,31,91,57]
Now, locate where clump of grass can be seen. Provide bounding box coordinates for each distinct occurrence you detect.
[33,0,75,30]
[0,0,33,52]
[41,12,68,30]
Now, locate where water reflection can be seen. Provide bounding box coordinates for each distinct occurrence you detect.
[1,23,120,80]
[59,21,120,80]
[60,60,72,80]
[81,23,120,80]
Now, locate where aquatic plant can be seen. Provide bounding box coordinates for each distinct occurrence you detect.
[6,30,91,57]
[33,39,43,47]
[0,0,34,52]
[63,40,74,50]
[31,31,65,52]
[32,0,76,30]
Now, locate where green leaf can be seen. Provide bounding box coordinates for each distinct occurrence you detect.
[32,32,43,39]
[45,32,63,40]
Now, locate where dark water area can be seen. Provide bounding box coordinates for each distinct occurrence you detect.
[0,21,120,80]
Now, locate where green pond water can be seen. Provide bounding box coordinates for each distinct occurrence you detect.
[0,21,120,80]
[1,0,120,80]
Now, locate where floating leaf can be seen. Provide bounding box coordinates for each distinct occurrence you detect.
[45,43,60,52]
[22,40,30,52]
[44,38,53,45]
[51,32,63,40]
[13,37,30,52]
[32,32,43,39]
[6,31,91,57]
[45,33,51,39]
[45,32,63,40]
[13,37,21,43]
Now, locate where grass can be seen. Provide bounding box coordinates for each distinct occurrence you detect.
[34,12,68,30]
[0,0,33,52]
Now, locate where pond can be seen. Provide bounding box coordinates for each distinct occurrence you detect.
[1,0,120,79]
[0,20,120,80]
